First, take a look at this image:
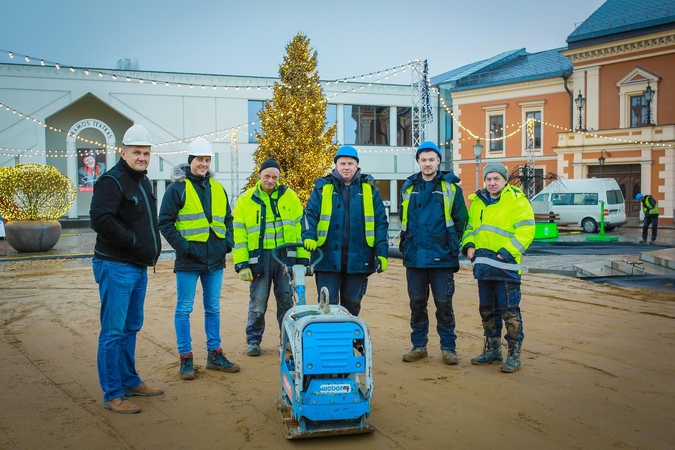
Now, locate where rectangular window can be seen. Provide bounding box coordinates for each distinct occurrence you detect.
[344,105,390,146]
[397,107,411,147]
[630,95,649,127]
[525,111,542,148]
[325,104,337,144]
[248,100,264,143]
[489,115,504,151]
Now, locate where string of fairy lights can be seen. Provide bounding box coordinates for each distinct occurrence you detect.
[0,49,672,158]
[0,49,413,92]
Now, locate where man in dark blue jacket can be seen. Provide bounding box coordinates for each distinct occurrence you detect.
[399,141,468,365]
[303,145,389,316]
[159,137,239,381]
[90,124,163,414]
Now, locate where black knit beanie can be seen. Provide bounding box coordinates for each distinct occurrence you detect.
[259,158,281,172]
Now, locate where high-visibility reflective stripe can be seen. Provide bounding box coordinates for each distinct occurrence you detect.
[233,222,245,229]
[509,238,527,254]
[234,243,246,250]
[514,219,536,228]
[473,256,521,271]
[180,227,210,236]
[476,225,514,239]
[249,256,259,264]
[178,212,205,221]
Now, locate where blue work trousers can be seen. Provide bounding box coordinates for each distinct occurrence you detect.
[405,267,457,351]
[315,271,369,316]
[93,258,146,402]
[175,269,223,354]
[246,252,293,345]
[477,279,524,342]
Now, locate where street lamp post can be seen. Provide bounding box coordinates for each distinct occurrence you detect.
[644,82,654,125]
[473,140,483,190]
[575,90,585,131]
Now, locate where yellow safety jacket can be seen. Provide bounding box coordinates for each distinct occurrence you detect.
[462,184,535,279]
[642,195,659,215]
[232,181,308,270]
[175,179,227,242]
[401,180,456,232]
[316,183,375,247]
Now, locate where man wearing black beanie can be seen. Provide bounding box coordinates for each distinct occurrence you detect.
[232,158,308,356]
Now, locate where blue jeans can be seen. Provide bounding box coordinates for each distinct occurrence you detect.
[175,269,223,354]
[246,251,293,345]
[405,267,457,351]
[315,271,369,316]
[477,280,524,342]
[93,258,146,402]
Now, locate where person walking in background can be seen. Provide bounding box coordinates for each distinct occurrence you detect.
[462,161,535,373]
[636,193,659,245]
[302,145,389,317]
[90,124,163,414]
[159,137,240,381]
[232,158,308,356]
[399,141,468,365]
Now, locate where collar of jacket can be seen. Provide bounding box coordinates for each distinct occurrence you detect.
[119,159,147,183]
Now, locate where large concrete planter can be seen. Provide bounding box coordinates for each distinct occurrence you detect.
[5,220,62,253]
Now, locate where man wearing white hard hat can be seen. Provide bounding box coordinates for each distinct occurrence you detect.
[90,124,163,414]
[159,137,239,380]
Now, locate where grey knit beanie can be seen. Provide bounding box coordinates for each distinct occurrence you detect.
[483,161,508,181]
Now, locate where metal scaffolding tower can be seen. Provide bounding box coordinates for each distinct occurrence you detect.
[411,59,433,151]
[525,118,536,199]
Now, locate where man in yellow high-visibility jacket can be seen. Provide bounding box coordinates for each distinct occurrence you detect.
[233,158,308,357]
[159,138,239,380]
[462,161,535,373]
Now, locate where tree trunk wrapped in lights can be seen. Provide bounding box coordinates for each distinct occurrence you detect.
[245,33,338,205]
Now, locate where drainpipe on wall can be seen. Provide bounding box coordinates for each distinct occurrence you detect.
[562,71,573,130]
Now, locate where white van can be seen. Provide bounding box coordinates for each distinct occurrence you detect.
[530,178,627,233]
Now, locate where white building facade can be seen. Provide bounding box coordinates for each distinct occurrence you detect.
[0,63,438,219]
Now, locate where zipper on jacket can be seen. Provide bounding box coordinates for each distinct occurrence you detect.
[138,180,160,264]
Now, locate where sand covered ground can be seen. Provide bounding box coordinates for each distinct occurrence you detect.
[1,258,674,449]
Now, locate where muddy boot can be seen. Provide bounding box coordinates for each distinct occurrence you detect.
[471,337,503,365]
[501,341,522,373]
[207,348,241,373]
[180,352,196,380]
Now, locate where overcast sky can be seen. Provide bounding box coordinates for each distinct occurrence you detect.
[2,0,606,82]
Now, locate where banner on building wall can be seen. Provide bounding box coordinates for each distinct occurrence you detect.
[78,149,106,192]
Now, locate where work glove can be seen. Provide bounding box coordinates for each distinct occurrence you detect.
[239,268,253,282]
[304,238,317,251]
[376,256,388,273]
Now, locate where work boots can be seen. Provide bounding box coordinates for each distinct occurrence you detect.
[180,352,196,380]
[471,337,503,365]
[501,341,522,373]
[402,347,428,362]
[206,348,241,373]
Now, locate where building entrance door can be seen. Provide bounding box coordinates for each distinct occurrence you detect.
[588,164,642,217]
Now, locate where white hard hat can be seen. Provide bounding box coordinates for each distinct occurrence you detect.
[122,124,153,146]
[187,137,214,157]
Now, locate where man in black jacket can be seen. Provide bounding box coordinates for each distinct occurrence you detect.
[159,137,239,381]
[90,124,163,414]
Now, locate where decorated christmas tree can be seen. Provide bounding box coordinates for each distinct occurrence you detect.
[245,33,338,204]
